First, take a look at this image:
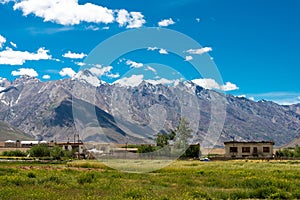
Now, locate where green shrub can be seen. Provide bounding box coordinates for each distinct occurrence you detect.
[2,150,27,157]
[137,144,156,153]
[50,146,64,160]
[29,145,51,157]
[181,144,200,158]
[27,172,36,178]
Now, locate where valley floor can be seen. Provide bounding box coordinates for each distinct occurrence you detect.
[0,159,299,199]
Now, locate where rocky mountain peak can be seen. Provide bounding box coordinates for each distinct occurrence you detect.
[0,77,10,88]
[72,69,101,87]
[0,77,300,146]
[13,75,40,85]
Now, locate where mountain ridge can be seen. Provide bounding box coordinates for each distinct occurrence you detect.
[0,75,299,146]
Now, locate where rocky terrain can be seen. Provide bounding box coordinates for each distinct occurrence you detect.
[0,120,32,141]
[0,72,300,147]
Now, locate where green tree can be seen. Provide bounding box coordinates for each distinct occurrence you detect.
[156,133,169,148]
[50,146,64,160]
[137,144,156,153]
[181,144,200,158]
[294,145,300,157]
[169,130,176,140]
[174,117,193,149]
[29,145,51,157]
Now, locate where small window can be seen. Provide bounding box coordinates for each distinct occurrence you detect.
[242,147,250,153]
[263,147,270,153]
[230,147,238,153]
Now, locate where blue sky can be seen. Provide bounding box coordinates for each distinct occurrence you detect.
[0,0,299,105]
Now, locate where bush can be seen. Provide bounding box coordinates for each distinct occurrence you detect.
[137,145,156,153]
[27,172,36,178]
[29,145,50,157]
[181,144,200,158]
[2,150,27,157]
[276,147,300,158]
[50,146,64,160]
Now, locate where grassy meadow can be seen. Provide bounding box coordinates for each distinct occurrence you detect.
[0,159,300,199]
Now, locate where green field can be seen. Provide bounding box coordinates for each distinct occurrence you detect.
[0,160,300,199]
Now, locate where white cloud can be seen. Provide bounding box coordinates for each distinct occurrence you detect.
[159,48,168,54]
[192,78,220,90]
[10,41,17,48]
[116,9,145,29]
[11,68,38,77]
[249,97,255,101]
[42,74,51,79]
[187,47,212,55]
[246,92,300,105]
[196,18,200,23]
[114,74,181,87]
[147,47,168,55]
[191,78,239,91]
[0,35,6,48]
[0,47,51,65]
[75,62,86,66]
[89,66,112,76]
[114,74,144,87]
[102,26,109,30]
[13,0,115,26]
[106,73,120,79]
[221,82,239,91]
[236,95,255,101]
[28,26,74,35]
[63,51,86,59]
[59,67,76,77]
[145,78,179,85]
[126,60,143,68]
[116,9,129,27]
[127,12,145,28]
[85,25,99,31]
[147,47,158,51]
[6,0,146,28]
[185,55,193,61]
[158,18,175,27]
[145,66,157,73]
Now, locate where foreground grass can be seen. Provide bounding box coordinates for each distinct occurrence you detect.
[0,160,300,199]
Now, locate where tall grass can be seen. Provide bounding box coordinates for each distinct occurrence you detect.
[0,160,299,199]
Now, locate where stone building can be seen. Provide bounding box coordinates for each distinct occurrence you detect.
[224,141,275,158]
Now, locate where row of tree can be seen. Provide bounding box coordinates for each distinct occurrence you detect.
[137,117,201,158]
[2,145,73,160]
[276,146,300,158]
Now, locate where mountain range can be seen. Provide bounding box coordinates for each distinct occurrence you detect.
[0,71,300,147]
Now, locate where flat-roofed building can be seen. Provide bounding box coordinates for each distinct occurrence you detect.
[4,140,17,148]
[224,141,275,158]
[51,142,84,154]
[20,141,48,148]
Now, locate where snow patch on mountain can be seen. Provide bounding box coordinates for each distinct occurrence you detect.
[73,69,101,87]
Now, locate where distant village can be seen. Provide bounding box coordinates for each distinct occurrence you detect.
[0,138,284,160]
